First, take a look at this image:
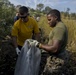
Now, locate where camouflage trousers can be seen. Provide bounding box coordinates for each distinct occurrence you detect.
[38,50,69,75]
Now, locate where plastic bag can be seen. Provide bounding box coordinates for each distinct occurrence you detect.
[14,40,41,75]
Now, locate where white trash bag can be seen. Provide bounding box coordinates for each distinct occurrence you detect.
[14,40,41,75]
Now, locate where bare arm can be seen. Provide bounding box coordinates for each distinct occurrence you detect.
[40,40,61,53]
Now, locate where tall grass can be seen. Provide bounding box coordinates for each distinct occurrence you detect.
[38,15,52,37]
[62,19,76,51]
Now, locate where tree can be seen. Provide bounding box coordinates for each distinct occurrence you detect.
[0,0,15,36]
[43,6,52,14]
[36,3,44,11]
[30,8,35,12]
[67,8,70,14]
[66,8,70,18]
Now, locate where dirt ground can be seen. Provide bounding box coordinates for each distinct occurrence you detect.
[0,39,76,75]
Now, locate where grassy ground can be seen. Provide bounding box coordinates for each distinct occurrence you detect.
[0,39,76,75]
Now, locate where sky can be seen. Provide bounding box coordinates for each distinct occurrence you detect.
[9,0,76,13]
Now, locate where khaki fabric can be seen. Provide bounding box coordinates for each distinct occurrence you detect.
[48,22,68,53]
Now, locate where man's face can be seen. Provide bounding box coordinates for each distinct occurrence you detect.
[47,14,57,27]
[19,13,28,22]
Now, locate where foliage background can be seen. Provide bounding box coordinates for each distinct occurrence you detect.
[0,0,76,75]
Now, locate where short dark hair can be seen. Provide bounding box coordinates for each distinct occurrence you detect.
[47,9,61,21]
[19,6,28,15]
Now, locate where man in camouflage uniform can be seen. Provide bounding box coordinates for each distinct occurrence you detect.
[37,9,69,75]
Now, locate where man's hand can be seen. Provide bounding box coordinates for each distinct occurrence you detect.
[16,47,21,55]
[32,40,40,47]
[26,39,40,47]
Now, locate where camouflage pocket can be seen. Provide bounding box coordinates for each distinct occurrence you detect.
[43,55,64,74]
